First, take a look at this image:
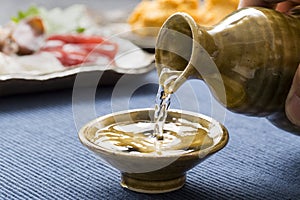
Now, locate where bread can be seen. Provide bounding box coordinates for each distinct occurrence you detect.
[128,0,240,36]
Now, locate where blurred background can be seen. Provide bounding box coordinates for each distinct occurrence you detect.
[0,0,140,24]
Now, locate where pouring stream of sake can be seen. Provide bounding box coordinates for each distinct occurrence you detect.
[153,68,182,141]
[91,67,214,155]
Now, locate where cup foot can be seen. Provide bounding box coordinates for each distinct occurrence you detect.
[120,174,186,194]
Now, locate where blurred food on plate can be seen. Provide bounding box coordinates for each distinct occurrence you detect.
[0,4,154,76]
[128,0,240,36]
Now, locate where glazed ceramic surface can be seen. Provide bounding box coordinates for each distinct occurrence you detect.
[155,7,300,134]
[78,108,228,193]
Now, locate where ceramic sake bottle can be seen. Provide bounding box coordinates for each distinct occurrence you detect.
[155,7,300,135]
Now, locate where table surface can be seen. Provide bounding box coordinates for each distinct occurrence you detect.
[1,1,300,200]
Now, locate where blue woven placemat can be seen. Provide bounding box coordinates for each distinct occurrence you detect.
[0,71,299,200]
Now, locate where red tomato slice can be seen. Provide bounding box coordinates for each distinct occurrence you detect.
[45,48,87,66]
[40,34,119,67]
[73,43,118,60]
[46,34,105,44]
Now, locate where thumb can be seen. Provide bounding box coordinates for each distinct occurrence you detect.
[286,64,300,126]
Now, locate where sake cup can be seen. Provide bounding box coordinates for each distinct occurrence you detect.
[78,108,229,194]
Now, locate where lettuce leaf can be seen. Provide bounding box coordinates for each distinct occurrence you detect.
[10,5,96,34]
[11,6,40,23]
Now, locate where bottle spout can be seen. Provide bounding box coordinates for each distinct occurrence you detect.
[155,12,219,93]
[156,66,187,94]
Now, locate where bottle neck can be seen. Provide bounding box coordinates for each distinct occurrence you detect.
[188,26,219,80]
[155,12,220,93]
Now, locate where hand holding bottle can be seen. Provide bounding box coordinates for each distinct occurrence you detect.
[239,0,300,13]
[239,0,300,127]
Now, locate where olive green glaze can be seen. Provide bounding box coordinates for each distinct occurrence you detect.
[78,108,228,194]
[155,7,300,135]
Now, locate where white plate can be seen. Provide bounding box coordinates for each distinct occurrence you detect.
[102,23,157,49]
[0,37,155,96]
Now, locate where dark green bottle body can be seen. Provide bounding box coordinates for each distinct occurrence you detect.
[155,7,300,134]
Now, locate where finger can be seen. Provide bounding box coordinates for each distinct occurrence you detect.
[276,0,300,13]
[290,0,300,3]
[286,65,300,127]
[238,0,282,8]
[264,0,285,3]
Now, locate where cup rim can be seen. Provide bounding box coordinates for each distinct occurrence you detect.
[78,108,229,159]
